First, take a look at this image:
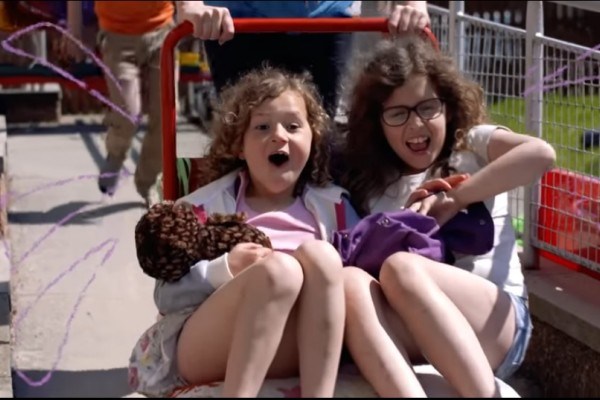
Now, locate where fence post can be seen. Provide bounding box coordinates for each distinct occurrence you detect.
[448,1,466,71]
[522,1,544,269]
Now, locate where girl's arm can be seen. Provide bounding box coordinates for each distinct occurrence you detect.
[154,254,233,315]
[59,1,84,61]
[447,128,556,207]
[66,1,83,36]
[153,240,272,314]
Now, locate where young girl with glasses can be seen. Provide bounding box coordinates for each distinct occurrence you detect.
[336,35,556,397]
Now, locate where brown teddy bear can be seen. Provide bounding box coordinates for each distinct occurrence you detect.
[134,201,272,283]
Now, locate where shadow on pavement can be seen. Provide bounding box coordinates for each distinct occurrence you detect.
[0,283,9,327]
[7,118,201,137]
[12,367,132,398]
[7,120,109,137]
[8,201,145,226]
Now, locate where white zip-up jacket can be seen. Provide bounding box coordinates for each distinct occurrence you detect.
[153,168,360,316]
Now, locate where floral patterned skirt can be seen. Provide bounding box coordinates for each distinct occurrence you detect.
[129,312,191,397]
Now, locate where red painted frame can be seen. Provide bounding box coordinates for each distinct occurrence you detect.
[159,18,439,201]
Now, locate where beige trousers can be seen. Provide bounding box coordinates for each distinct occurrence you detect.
[98,22,178,195]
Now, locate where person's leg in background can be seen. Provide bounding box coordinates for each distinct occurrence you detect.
[97,30,142,195]
[287,32,355,119]
[203,33,286,97]
[204,32,354,119]
[137,23,178,206]
[278,32,355,184]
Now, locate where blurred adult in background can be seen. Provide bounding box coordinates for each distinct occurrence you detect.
[176,1,430,118]
[63,1,176,207]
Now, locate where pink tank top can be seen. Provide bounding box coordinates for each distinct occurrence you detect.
[237,193,321,255]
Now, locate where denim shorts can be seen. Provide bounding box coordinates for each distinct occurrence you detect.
[493,292,533,380]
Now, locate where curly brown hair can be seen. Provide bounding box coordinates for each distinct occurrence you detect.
[340,35,489,216]
[198,67,333,195]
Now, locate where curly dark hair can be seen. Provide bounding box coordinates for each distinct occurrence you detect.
[339,34,489,216]
[198,66,333,195]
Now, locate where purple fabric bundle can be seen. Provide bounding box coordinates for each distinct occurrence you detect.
[330,202,495,276]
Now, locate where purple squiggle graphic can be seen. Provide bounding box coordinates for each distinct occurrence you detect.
[1,172,131,387]
[11,236,118,387]
[0,21,142,125]
[522,42,600,97]
[3,171,131,273]
[0,22,149,388]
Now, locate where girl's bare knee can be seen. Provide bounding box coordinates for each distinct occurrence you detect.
[342,267,377,311]
[293,239,343,285]
[250,252,305,300]
[342,266,373,292]
[379,252,427,296]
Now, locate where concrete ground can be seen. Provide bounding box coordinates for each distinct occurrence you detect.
[3,115,208,397]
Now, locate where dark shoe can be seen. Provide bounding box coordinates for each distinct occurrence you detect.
[98,155,123,195]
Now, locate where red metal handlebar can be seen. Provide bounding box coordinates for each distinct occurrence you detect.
[160,18,439,201]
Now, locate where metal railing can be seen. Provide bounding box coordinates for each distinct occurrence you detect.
[429,1,600,274]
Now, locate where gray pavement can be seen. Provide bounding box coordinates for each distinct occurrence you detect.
[3,115,209,398]
[1,114,13,398]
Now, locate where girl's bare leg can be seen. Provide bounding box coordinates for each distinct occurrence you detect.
[176,252,304,397]
[292,240,346,397]
[342,267,427,397]
[401,255,517,371]
[379,252,502,397]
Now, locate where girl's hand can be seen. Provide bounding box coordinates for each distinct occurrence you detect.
[408,191,464,226]
[404,174,470,207]
[405,174,469,226]
[227,243,272,276]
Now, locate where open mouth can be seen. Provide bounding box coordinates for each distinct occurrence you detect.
[406,136,430,153]
[268,151,290,166]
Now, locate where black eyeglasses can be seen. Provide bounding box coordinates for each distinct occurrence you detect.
[381,98,445,127]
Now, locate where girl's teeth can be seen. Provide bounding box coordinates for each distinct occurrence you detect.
[407,137,428,143]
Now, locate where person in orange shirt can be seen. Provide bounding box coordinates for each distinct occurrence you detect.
[63,1,176,206]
